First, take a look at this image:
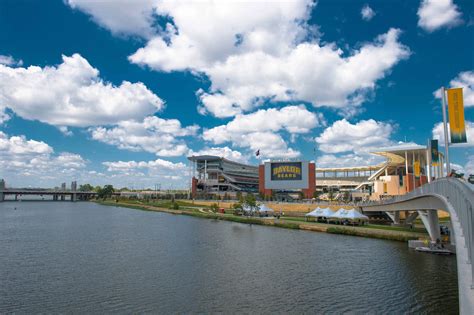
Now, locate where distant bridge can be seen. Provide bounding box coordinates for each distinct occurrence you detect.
[359,178,474,314]
[0,180,117,202]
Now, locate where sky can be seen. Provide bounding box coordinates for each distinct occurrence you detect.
[0,0,473,189]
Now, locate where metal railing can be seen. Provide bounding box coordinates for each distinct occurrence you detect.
[361,178,474,286]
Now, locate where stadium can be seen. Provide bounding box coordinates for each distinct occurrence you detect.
[188,143,443,201]
[188,155,259,197]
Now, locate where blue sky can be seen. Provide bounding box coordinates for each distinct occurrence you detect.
[0,0,473,188]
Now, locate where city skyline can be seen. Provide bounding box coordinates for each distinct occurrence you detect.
[1,0,473,188]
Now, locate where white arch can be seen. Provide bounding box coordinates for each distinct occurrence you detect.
[360,178,473,314]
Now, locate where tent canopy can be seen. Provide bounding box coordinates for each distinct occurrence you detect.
[306,207,334,218]
[344,209,369,220]
[329,208,368,220]
[258,204,274,212]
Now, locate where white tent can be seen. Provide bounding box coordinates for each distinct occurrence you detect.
[306,207,334,218]
[343,209,369,221]
[328,208,349,219]
[305,207,321,217]
[258,204,274,213]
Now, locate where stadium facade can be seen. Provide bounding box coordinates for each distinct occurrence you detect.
[188,155,259,197]
[188,143,441,200]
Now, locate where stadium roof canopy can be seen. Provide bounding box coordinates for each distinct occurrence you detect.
[187,155,258,169]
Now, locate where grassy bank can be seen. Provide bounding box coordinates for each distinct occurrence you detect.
[95,200,427,242]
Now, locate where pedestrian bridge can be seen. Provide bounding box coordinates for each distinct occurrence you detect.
[359,178,473,314]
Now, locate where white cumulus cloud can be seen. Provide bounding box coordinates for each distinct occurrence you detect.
[68,0,408,118]
[0,55,23,66]
[464,155,474,175]
[102,158,188,186]
[432,121,474,146]
[316,153,385,168]
[189,147,248,164]
[434,71,474,107]
[103,158,186,172]
[417,0,462,32]
[90,115,199,157]
[0,54,164,127]
[64,1,410,118]
[66,0,158,38]
[315,119,394,153]
[0,131,87,186]
[203,105,323,158]
[361,4,375,21]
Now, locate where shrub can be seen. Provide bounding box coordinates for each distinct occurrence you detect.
[169,202,180,210]
[210,203,219,212]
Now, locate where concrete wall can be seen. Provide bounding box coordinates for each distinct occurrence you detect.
[372,176,404,199]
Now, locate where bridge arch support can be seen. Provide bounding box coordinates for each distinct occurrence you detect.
[360,178,473,314]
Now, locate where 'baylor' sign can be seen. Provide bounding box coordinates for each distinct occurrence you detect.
[271,162,302,181]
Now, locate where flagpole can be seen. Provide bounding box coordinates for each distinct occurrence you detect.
[441,86,450,176]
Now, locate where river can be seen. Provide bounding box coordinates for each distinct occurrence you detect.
[0,202,458,313]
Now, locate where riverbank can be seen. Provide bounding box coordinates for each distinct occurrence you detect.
[95,200,428,242]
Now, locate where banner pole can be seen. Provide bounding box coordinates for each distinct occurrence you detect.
[441,86,450,176]
[426,139,431,183]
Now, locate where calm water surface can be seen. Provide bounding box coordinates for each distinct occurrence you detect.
[0,202,458,313]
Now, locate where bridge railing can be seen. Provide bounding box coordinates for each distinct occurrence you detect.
[361,178,474,287]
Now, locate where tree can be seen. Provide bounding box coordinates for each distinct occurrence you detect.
[243,193,258,213]
[313,191,320,199]
[97,185,115,199]
[232,202,243,215]
[79,183,94,192]
[343,191,351,202]
[210,203,219,212]
[328,189,334,201]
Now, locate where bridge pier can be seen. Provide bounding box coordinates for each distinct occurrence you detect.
[71,181,77,202]
[0,179,4,202]
[61,183,66,201]
[418,210,441,242]
[404,211,419,225]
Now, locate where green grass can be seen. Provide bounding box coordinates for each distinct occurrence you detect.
[94,199,426,242]
[326,227,420,242]
[274,221,301,229]
[362,224,427,234]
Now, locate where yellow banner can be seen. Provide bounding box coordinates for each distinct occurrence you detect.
[414,161,420,178]
[447,88,467,143]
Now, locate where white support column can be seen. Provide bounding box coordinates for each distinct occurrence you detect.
[418,210,441,242]
[394,211,400,225]
[405,211,419,225]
